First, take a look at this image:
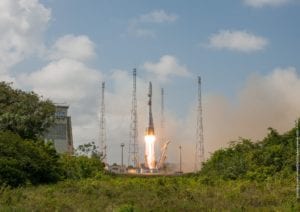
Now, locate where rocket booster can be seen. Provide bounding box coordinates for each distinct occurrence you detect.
[146,82,155,135]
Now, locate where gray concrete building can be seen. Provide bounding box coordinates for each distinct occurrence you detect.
[45,105,74,154]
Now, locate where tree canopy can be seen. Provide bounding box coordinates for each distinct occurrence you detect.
[0,82,55,140]
[200,127,296,181]
[0,83,105,187]
[0,131,61,187]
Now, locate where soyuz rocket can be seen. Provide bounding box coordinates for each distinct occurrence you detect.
[144,82,156,169]
[146,82,155,136]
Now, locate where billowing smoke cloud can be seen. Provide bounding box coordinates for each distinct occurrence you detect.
[175,67,300,172]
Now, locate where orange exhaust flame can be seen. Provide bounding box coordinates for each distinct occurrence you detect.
[145,134,156,169]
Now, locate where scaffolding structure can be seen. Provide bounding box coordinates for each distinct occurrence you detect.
[160,88,165,147]
[128,69,139,167]
[99,82,107,162]
[195,76,204,171]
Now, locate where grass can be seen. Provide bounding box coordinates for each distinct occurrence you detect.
[0,174,299,211]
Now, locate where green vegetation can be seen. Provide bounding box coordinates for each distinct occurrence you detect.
[59,154,104,180]
[1,121,299,211]
[0,82,299,211]
[0,175,298,211]
[0,83,104,187]
[0,130,104,187]
[0,81,61,187]
[0,131,61,187]
[0,82,55,140]
[200,127,295,181]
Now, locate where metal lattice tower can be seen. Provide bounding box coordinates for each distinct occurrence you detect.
[128,69,139,167]
[160,88,165,147]
[99,82,107,162]
[195,76,204,171]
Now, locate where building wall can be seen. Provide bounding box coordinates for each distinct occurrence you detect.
[45,105,74,154]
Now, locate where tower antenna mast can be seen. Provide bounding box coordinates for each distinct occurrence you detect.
[195,76,204,171]
[160,88,165,147]
[99,82,107,162]
[128,69,139,167]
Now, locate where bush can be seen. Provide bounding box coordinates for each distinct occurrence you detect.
[200,127,297,181]
[59,154,104,180]
[0,131,61,187]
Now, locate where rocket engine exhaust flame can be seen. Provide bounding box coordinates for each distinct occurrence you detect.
[145,134,156,169]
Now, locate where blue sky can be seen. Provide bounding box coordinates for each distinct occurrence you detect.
[1,0,300,169]
[38,0,300,98]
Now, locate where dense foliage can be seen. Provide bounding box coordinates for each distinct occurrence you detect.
[200,127,295,181]
[0,83,104,187]
[59,154,105,180]
[0,131,61,187]
[0,82,55,140]
[0,131,105,187]
[76,141,102,158]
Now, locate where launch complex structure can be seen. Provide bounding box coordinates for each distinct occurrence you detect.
[99,69,205,174]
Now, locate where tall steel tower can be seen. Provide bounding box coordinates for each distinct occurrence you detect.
[99,82,107,162]
[195,76,204,171]
[128,69,139,167]
[160,88,165,146]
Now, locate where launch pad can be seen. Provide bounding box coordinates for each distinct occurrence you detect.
[143,82,171,172]
[107,81,171,175]
[102,69,204,175]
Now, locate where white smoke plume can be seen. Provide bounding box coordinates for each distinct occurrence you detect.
[171,67,300,172]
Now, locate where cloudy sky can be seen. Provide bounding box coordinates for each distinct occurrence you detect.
[1,0,300,171]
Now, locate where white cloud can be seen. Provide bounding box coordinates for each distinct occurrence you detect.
[134,28,156,38]
[128,9,178,38]
[0,0,51,74]
[143,55,191,82]
[208,30,268,53]
[128,25,156,38]
[244,0,291,7]
[48,34,96,61]
[16,32,102,152]
[18,57,103,156]
[18,59,101,102]
[138,10,178,23]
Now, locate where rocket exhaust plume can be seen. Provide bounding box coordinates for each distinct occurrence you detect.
[145,82,156,169]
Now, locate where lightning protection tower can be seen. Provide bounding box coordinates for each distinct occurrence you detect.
[99,82,107,163]
[128,69,139,167]
[195,76,204,172]
[160,88,165,147]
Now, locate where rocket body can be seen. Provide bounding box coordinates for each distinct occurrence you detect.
[145,82,156,169]
[146,82,155,135]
